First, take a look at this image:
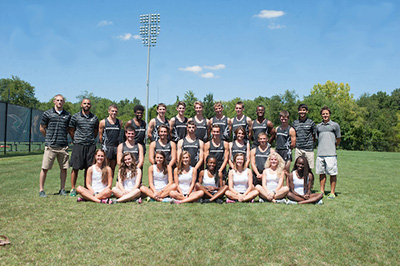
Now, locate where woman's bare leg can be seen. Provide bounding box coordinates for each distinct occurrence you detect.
[117,189,141,203]
[210,185,228,202]
[180,191,204,203]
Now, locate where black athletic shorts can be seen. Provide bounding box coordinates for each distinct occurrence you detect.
[70,143,96,170]
[252,172,262,187]
[276,149,292,162]
[104,145,118,160]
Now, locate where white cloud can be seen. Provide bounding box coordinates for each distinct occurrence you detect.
[117,33,141,41]
[204,64,226,70]
[178,65,203,72]
[268,23,286,30]
[200,72,217,79]
[98,20,113,27]
[254,10,285,19]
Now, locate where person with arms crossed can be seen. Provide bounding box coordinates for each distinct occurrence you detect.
[316,106,341,199]
[275,110,296,175]
[124,105,147,154]
[188,101,209,143]
[231,101,252,141]
[251,105,275,148]
[99,104,121,178]
[292,103,316,169]
[169,101,188,143]
[39,94,71,197]
[69,98,99,197]
[147,103,169,142]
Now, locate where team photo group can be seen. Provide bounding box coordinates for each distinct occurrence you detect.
[39,94,341,205]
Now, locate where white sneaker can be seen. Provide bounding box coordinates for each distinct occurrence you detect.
[259,198,265,203]
[316,199,324,205]
[275,199,287,204]
[286,199,298,205]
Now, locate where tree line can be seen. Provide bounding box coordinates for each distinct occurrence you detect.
[1,76,399,152]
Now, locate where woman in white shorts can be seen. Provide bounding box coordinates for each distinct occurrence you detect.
[76,149,113,204]
[140,151,176,201]
[170,151,204,204]
[287,155,323,204]
[256,152,289,203]
[112,152,142,203]
[225,153,258,203]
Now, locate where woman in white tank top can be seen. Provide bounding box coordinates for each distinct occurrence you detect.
[225,153,259,202]
[140,151,176,201]
[169,151,204,204]
[287,156,323,204]
[112,152,142,203]
[76,149,114,204]
[255,152,289,203]
[195,155,228,203]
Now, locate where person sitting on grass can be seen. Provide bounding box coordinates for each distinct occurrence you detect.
[286,155,323,205]
[112,152,142,203]
[255,152,289,203]
[195,155,228,204]
[225,153,259,203]
[76,149,113,204]
[169,151,204,204]
[140,151,176,201]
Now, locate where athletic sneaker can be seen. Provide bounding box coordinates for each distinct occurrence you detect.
[226,199,236,204]
[77,197,85,202]
[58,189,67,196]
[275,199,287,204]
[215,199,224,204]
[286,199,298,205]
[316,199,324,205]
[327,193,336,199]
[170,199,181,204]
[201,199,210,204]
[259,198,265,203]
[100,198,113,204]
[70,189,77,197]
[39,190,47,198]
[162,197,172,203]
[136,198,142,204]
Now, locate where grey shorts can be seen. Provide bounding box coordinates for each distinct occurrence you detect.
[316,156,338,175]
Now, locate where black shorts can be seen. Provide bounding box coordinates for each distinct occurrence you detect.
[276,149,292,162]
[70,144,96,170]
[103,145,118,160]
[252,172,262,186]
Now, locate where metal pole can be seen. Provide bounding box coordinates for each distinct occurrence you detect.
[145,14,151,135]
[4,102,8,154]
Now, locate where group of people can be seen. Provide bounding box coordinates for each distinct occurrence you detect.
[39,95,341,205]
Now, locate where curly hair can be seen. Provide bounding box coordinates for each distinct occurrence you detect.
[118,152,137,182]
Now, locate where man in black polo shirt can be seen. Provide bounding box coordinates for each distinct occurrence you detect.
[39,94,71,197]
[292,103,317,169]
[68,98,99,196]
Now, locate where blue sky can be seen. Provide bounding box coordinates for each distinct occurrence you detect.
[1,0,399,106]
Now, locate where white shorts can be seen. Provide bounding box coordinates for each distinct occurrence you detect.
[316,156,338,175]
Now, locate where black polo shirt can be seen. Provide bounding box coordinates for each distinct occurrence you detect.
[292,117,316,151]
[40,108,71,147]
[69,111,99,145]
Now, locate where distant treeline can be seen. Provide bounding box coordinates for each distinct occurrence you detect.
[1,76,399,152]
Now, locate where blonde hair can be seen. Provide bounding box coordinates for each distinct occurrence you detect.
[264,152,285,177]
[233,153,245,172]
[177,151,191,175]
[92,149,109,185]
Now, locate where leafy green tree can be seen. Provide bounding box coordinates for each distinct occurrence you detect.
[183,90,198,118]
[203,93,215,119]
[0,76,39,108]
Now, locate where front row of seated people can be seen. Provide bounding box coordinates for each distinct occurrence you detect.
[77,148,322,204]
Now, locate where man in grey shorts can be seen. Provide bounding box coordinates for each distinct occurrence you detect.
[39,94,71,197]
[316,106,341,199]
[68,98,99,196]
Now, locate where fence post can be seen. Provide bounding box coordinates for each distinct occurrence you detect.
[4,102,8,154]
[29,107,33,152]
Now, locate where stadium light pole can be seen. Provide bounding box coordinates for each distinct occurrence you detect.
[139,13,161,134]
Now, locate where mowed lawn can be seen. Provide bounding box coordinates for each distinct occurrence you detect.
[0,150,399,265]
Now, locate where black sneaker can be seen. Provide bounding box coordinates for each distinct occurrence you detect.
[58,189,67,196]
[215,199,224,204]
[39,191,47,198]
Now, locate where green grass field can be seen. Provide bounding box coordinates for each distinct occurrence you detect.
[0,150,399,265]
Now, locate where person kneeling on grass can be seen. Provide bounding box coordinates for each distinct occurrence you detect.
[286,155,323,205]
[112,152,142,203]
[195,155,228,204]
[76,149,113,204]
[225,153,259,203]
[169,151,204,204]
[256,152,289,203]
[140,151,176,201]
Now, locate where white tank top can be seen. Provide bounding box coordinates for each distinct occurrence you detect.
[232,168,249,193]
[153,164,169,191]
[122,170,138,191]
[265,169,280,191]
[178,166,193,195]
[91,166,107,193]
[202,170,216,187]
[292,170,304,195]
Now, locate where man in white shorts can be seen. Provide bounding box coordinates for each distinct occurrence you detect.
[316,106,341,199]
